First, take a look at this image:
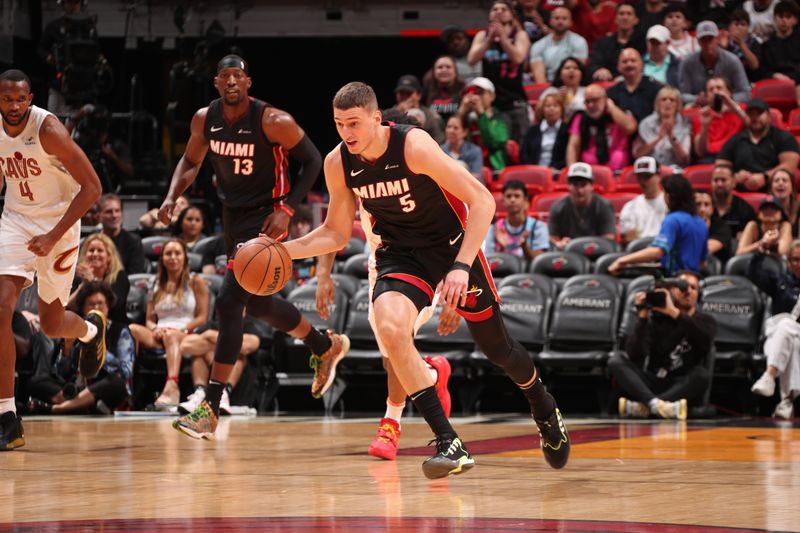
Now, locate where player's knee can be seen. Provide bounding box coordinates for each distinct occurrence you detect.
[216,290,245,316]
[375,318,414,355]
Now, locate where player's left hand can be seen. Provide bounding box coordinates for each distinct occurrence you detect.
[437,304,462,336]
[27,232,59,257]
[315,275,336,320]
[437,268,469,310]
[261,210,290,241]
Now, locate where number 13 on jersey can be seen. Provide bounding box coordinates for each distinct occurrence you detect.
[233,158,253,175]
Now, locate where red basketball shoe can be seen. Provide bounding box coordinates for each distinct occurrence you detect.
[368,417,401,460]
[424,355,452,418]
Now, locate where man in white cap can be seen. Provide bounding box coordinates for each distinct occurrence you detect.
[458,76,511,172]
[643,24,680,86]
[619,156,668,247]
[548,162,616,249]
[677,20,751,105]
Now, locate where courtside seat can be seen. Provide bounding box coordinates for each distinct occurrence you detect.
[497,272,559,301]
[125,284,147,325]
[304,273,360,300]
[723,252,785,278]
[499,164,553,196]
[564,236,620,264]
[341,252,370,279]
[529,251,591,289]
[483,251,525,279]
[625,235,655,253]
[141,235,171,272]
[336,236,366,264]
[286,283,348,335]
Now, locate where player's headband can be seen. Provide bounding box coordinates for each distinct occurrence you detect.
[216,55,248,75]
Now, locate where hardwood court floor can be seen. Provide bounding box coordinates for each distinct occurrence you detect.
[1,414,799,532]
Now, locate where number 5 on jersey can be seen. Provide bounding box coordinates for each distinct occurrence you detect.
[399,193,416,212]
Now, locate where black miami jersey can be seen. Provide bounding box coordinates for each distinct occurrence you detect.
[341,124,466,249]
[204,97,289,209]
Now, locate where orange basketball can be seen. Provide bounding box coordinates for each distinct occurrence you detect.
[232,236,292,296]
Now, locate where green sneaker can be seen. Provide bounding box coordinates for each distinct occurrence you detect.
[173,400,218,440]
[309,331,350,399]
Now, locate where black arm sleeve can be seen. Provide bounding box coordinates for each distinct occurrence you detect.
[286,135,322,211]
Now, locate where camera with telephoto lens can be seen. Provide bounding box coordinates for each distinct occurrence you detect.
[643,278,689,308]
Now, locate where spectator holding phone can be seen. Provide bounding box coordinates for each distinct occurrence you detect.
[692,76,748,163]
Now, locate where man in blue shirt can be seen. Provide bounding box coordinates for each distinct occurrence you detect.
[608,174,708,276]
[483,180,549,262]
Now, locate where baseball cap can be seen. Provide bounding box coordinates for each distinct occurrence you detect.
[394,74,422,93]
[696,20,719,39]
[646,24,670,43]
[746,98,769,113]
[567,162,593,181]
[467,76,496,93]
[440,25,466,43]
[634,156,658,175]
[760,195,784,211]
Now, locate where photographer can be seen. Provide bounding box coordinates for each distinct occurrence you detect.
[610,271,716,420]
[748,240,800,419]
[66,103,132,193]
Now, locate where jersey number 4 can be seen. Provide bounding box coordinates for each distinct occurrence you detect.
[233,158,254,176]
[19,181,34,201]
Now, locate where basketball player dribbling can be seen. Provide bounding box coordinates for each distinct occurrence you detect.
[159,55,349,439]
[0,69,108,451]
[283,81,570,479]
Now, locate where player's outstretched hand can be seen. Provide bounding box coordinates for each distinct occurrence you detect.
[260,210,290,241]
[437,269,469,310]
[315,275,335,320]
[27,233,59,257]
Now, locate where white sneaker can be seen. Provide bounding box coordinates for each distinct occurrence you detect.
[655,399,688,420]
[178,386,206,415]
[220,388,232,416]
[773,397,794,419]
[751,372,776,397]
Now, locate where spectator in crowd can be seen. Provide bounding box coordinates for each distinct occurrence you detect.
[516,0,551,45]
[439,25,482,83]
[716,98,800,192]
[422,55,466,125]
[692,76,749,162]
[28,281,134,415]
[566,83,638,171]
[678,21,752,105]
[198,234,227,276]
[468,0,532,141]
[720,9,762,82]
[172,204,209,251]
[767,167,800,234]
[643,24,681,86]
[99,193,147,274]
[441,113,484,182]
[637,0,669,31]
[484,180,550,262]
[129,239,209,409]
[609,174,708,276]
[588,1,646,81]
[520,93,569,170]
[177,314,261,416]
[548,162,616,248]
[633,85,691,167]
[68,233,129,325]
[607,48,664,124]
[619,156,668,247]
[760,0,800,107]
[288,205,317,285]
[711,164,757,239]
[735,195,793,256]
[744,0,778,43]
[81,198,102,230]
[695,189,734,263]
[139,194,190,233]
[572,0,618,49]
[611,270,716,420]
[539,56,587,121]
[664,3,699,60]
[749,238,800,419]
[390,74,445,144]
[458,77,511,172]
[528,7,588,83]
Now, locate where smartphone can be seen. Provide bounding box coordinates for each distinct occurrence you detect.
[712,94,723,112]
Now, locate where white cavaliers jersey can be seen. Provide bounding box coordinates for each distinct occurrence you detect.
[0,105,80,218]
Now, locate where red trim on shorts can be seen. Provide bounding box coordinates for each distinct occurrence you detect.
[383,273,435,302]
[476,249,501,303]
[272,145,290,202]
[457,305,495,322]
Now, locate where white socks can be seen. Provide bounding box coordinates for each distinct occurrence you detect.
[78,320,98,343]
[427,364,438,383]
[385,400,405,423]
[0,397,16,415]
[649,398,661,412]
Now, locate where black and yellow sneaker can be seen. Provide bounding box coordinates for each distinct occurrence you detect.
[534,407,570,469]
[0,411,25,451]
[421,436,475,479]
[77,309,107,379]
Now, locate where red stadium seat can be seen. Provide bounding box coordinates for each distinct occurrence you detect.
[752,78,797,120]
[596,80,618,91]
[604,191,638,215]
[616,164,674,193]
[484,166,502,191]
[554,164,617,193]
[735,192,768,213]
[493,190,507,218]
[770,107,786,130]
[787,108,800,135]
[683,164,715,191]
[529,191,568,220]
[524,82,551,106]
[499,164,553,196]
[352,220,366,242]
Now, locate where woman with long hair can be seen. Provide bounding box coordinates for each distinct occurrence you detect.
[129,239,209,409]
[441,113,484,181]
[539,56,586,121]
[768,167,799,234]
[69,232,129,324]
[172,204,209,251]
[422,55,466,124]
[735,196,793,256]
[634,85,691,167]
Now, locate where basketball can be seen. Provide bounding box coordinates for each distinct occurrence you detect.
[233,236,292,296]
